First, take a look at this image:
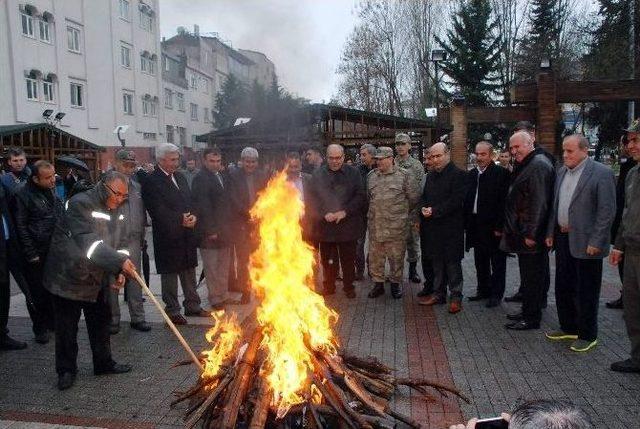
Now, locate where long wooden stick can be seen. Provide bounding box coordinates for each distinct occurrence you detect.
[131,271,204,372]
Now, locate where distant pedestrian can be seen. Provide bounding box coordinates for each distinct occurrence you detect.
[303,147,324,174]
[545,134,616,352]
[497,148,512,171]
[355,143,377,280]
[179,159,199,189]
[0,147,30,196]
[367,147,419,299]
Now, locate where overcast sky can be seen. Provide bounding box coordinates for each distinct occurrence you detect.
[159,0,358,103]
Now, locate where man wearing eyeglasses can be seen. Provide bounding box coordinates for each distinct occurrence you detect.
[44,171,138,390]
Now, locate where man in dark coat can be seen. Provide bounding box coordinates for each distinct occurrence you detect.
[309,144,365,298]
[464,142,510,308]
[501,131,555,331]
[227,147,268,304]
[192,147,233,310]
[418,143,467,314]
[44,171,138,390]
[142,143,207,325]
[0,184,27,351]
[355,143,376,280]
[14,161,64,344]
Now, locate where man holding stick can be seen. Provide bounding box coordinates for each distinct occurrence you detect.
[44,171,137,390]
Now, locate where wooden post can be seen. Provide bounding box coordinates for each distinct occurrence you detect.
[536,68,558,157]
[449,98,468,170]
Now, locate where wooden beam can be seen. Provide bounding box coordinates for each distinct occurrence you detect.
[466,106,536,124]
[512,79,640,104]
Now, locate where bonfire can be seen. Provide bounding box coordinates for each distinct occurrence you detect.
[170,171,467,429]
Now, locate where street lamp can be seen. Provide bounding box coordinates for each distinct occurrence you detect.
[430,49,448,140]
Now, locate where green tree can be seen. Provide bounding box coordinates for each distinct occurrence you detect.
[436,0,502,106]
[213,74,247,129]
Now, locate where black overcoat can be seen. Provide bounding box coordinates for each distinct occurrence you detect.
[191,168,230,248]
[419,162,467,260]
[141,167,198,274]
[226,168,269,240]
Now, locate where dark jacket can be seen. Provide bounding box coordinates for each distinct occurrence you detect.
[0,186,15,282]
[14,181,64,261]
[43,184,128,302]
[419,162,467,260]
[141,167,198,274]
[500,151,555,254]
[464,163,510,250]
[287,172,316,243]
[308,164,366,243]
[1,168,30,197]
[611,158,637,242]
[615,165,640,253]
[226,168,269,237]
[192,168,230,248]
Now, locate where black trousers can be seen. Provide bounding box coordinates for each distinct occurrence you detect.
[516,251,550,303]
[52,288,115,375]
[469,217,507,299]
[24,259,54,334]
[355,230,367,277]
[320,241,356,292]
[554,233,603,341]
[0,269,9,337]
[432,254,463,301]
[8,250,39,333]
[518,251,547,324]
[420,237,436,291]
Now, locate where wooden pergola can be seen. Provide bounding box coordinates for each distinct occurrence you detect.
[0,123,105,178]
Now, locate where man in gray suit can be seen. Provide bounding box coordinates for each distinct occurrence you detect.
[545,134,616,353]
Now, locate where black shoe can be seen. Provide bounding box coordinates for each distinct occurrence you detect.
[94,363,132,376]
[504,292,523,303]
[344,289,356,299]
[610,358,640,373]
[34,331,50,344]
[368,283,385,298]
[390,283,402,299]
[506,312,523,321]
[0,335,27,351]
[468,294,489,302]
[57,372,76,390]
[130,321,151,332]
[408,263,421,284]
[485,298,500,308]
[505,321,540,330]
[606,297,623,309]
[417,285,433,297]
[109,324,120,335]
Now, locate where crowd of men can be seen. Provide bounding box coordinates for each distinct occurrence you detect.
[1,117,640,394]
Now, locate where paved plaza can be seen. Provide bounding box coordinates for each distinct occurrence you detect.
[1,250,639,428]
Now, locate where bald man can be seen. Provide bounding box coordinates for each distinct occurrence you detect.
[418,143,467,314]
[309,144,366,299]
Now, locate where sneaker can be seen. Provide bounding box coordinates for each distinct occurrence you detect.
[448,301,462,314]
[545,331,578,341]
[570,339,598,353]
[610,358,640,373]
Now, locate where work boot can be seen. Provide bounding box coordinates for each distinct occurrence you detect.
[408,263,421,283]
[390,283,402,299]
[368,282,385,298]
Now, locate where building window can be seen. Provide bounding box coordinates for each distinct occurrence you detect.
[204,107,210,123]
[21,13,34,37]
[190,103,198,121]
[164,57,170,72]
[191,135,197,147]
[166,125,174,143]
[139,10,153,31]
[38,20,51,42]
[142,98,157,117]
[189,74,198,90]
[120,45,131,68]
[164,88,173,108]
[176,92,185,111]
[178,127,186,145]
[43,81,55,102]
[141,55,155,75]
[70,83,83,107]
[119,0,130,20]
[67,26,81,53]
[123,92,133,115]
[26,78,38,100]
[143,132,157,140]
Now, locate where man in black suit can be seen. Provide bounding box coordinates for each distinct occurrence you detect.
[141,143,208,325]
[192,147,232,310]
[465,142,510,308]
[0,184,27,351]
[227,147,268,304]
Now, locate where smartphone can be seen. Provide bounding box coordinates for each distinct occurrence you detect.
[475,417,509,429]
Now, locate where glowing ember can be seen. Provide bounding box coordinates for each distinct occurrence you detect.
[249,171,338,418]
[201,311,242,381]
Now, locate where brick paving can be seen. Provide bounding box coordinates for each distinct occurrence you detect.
[1,250,639,428]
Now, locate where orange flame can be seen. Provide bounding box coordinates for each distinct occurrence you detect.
[250,171,338,418]
[201,311,242,381]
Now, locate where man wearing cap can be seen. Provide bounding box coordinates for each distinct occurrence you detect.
[108,149,150,334]
[610,119,640,373]
[367,147,420,299]
[394,133,425,284]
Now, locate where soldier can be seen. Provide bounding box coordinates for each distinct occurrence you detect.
[367,147,420,299]
[394,133,424,284]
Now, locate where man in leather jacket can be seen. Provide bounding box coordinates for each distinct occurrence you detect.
[14,161,63,344]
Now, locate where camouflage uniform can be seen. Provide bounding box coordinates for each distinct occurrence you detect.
[367,165,420,283]
[395,155,424,263]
